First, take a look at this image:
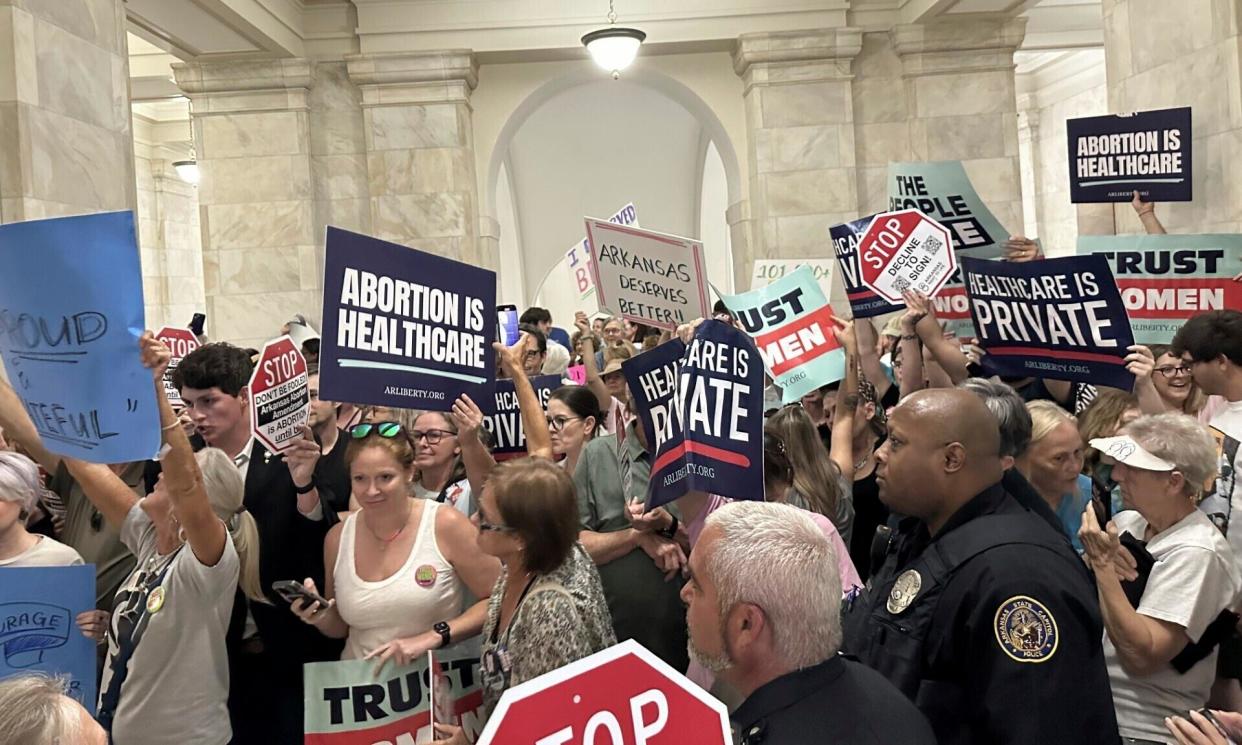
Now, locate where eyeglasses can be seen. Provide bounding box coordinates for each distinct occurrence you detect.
[1155,365,1192,378]
[524,350,543,362]
[546,415,582,432]
[349,421,403,439]
[411,428,456,445]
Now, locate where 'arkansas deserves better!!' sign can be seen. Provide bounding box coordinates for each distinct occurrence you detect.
[319,227,496,413]
[622,321,763,510]
[963,255,1135,390]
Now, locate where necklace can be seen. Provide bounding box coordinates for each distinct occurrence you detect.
[364,502,413,546]
[854,452,873,472]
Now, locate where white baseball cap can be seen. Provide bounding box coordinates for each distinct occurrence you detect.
[1089,435,1176,472]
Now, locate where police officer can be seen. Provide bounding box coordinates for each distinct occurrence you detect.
[841,389,1119,745]
[683,501,935,745]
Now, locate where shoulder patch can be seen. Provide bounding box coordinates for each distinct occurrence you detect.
[993,595,1059,663]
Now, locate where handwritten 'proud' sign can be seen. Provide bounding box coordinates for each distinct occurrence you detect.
[721,266,845,404]
[963,254,1135,389]
[623,322,763,510]
[585,220,710,331]
[319,227,496,412]
[0,211,160,463]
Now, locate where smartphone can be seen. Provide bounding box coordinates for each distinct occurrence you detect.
[496,304,519,346]
[1198,709,1234,742]
[189,313,206,337]
[1091,467,1115,525]
[271,580,329,607]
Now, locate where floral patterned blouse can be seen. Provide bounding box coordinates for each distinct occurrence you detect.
[479,542,616,715]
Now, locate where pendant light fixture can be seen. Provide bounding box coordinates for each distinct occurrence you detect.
[172,107,199,185]
[581,0,646,79]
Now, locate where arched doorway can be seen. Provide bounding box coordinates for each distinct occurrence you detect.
[483,66,744,325]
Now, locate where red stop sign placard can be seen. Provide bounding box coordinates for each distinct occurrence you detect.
[155,326,200,407]
[478,640,729,745]
[857,209,956,304]
[248,335,309,454]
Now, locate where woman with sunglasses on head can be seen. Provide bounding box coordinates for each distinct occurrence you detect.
[290,418,502,671]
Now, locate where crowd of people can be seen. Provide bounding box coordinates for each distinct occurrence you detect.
[1,198,1241,745]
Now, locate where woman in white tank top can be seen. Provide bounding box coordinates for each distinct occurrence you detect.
[291,421,501,668]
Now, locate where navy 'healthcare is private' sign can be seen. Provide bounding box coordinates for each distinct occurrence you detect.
[623,321,763,510]
[962,254,1135,390]
[319,227,497,412]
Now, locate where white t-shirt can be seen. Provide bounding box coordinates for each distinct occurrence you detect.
[1201,400,1242,574]
[1105,509,1242,742]
[414,477,473,517]
[0,534,83,566]
[100,504,239,745]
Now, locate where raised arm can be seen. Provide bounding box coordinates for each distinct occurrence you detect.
[140,332,226,566]
[854,319,893,402]
[576,312,612,413]
[1132,191,1167,235]
[829,318,860,478]
[1125,345,1170,414]
[0,375,62,474]
[905,290,969,384]
[450,392,497,496]
[495,335,553,460]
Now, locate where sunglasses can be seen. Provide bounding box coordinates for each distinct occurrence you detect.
[349,421,403,439]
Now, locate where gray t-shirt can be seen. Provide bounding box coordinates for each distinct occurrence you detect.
[0,534,83,566]
[100,504,238,745]
[1105,509,1242,742]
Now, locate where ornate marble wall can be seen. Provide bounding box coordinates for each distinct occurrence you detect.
[1103,0,1242,235]
[0,0,135,222]
[133,153,204,330]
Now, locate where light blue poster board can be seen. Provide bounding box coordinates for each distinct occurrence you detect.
[0,565,98,714]
[0,211,160,462]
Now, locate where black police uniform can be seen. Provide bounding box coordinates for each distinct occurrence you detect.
[731,655,937,745]
[841,482,1121,745]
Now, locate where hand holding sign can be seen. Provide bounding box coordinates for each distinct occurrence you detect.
[431,723,470,745]
[900,290,932,329]
[364,633,441,678]
[1124,344,1156,379]
[1003,236,1041,263]
[284,425,321,491]
[450,394,485,442]
[830,316,858,357]
[139,332,172,381]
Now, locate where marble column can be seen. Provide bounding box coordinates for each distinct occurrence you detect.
[1103,0,1242,234]
[0,0,135,222]
[132,155,204,330]
[172,60,319,350]
[346,51,485,267]
[733,29,863,303]
[890,18,1028,241]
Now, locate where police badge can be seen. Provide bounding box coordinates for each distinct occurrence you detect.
[886,569,922,614]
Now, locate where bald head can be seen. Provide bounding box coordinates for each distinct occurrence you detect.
[901,389,1002,460]
[875,388,1006,533]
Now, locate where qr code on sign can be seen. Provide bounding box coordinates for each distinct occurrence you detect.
[893,277,911,292]
[921,235,944,255]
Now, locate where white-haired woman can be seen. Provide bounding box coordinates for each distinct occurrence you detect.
[1079,413,1242,745]
[0,333,264,745]
[0,673,107,745]
[0,450,83,568]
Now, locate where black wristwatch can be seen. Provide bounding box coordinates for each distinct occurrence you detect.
[293,477,317,495]
[434,620,451,648]
[660,515,679,540]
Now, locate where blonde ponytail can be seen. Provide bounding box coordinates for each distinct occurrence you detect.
[228,510,267,604]
[195,448,269,604]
